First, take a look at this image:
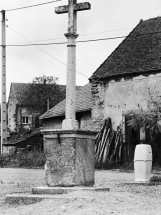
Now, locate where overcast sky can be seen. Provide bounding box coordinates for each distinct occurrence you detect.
[0,0,160,98]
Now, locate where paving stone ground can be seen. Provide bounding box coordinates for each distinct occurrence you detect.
[0,168,161,215]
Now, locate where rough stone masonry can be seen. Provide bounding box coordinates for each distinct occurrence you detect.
[43,129,96,187]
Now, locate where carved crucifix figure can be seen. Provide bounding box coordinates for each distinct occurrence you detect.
[55,0,91,130]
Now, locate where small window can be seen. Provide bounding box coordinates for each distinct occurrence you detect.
[22,117,29,124]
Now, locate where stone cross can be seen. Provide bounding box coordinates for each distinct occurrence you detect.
[55,0,91,130]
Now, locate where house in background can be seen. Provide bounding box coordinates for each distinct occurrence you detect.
[40,83,94,131]
[40,17,161,160]
[3,82,66,153]
[8,82,66,134]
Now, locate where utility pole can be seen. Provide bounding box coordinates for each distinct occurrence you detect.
[1,10,7,153]
[55,0,91,130]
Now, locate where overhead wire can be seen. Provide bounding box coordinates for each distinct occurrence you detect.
[6,21,101,68]
[6,32,128,45]
[5,25,161,80]
[4,32,126,45]
[5,0,63,12]
[6,20,44,39]
[5,25,161,79]
[7,26,89,79]
[2,0,160,78]
[4,36,125,46]
[6,19,133,44]
[3,29,161,46]
[79,27,133,37]
[3,1,161,86]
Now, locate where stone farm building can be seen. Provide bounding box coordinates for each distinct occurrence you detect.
[40,17,161,160]
[8,82,66,134]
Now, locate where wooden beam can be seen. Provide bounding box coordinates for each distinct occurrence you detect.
[55,2,91,14]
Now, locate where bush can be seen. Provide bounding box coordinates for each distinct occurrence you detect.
[0,151,45,168]
[150,175,161,183]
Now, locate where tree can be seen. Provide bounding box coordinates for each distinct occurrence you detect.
[127,91,161,133]
[127,91,161,163]
[22,75,66,115]
[32,75,58,85]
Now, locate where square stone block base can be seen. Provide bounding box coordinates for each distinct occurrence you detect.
[42,129,97,187]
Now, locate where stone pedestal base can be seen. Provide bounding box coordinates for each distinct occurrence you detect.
[42,129,97,187]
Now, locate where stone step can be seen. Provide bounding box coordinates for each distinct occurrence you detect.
[5,187,110,204]
[32,186,110,195]
[5,193,96,204]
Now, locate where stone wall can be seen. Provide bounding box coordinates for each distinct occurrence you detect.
[8,88,37,133]
[43,111,95,131]
[91,81,105,131]
[17,107,33,132]
[92,73,161,131]
[8,87,17,132]
[43,117,63,129]
[3,145,16,154]
[79,111,95,131]
[43,129,96,187]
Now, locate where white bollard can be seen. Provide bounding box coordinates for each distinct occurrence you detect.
[134,144,152,183]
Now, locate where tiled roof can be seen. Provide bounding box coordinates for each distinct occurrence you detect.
[10,83,67,105]
[12,83,32,104]
[90,17,161,80]
[40,83,92,119]
[3,128,41,146]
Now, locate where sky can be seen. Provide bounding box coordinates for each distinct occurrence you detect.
[0,0,160,99]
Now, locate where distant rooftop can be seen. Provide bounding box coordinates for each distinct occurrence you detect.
[9,82,67,105]
[40,83,92,119]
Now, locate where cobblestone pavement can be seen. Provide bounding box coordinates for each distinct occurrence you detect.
[0,168,161,215]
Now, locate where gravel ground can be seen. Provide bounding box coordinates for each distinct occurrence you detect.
[0,168,161,215]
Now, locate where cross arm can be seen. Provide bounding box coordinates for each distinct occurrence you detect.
[75,2,91,12]
[55,5,68,14]
[55,2,91,14]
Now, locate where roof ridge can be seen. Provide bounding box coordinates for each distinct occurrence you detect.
[9,82,66,106]
[90,21,141,80]
[141,16,161,23]
[90,16,161,81]
[11,82,30,84]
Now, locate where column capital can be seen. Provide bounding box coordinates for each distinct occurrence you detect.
[65,33,79,39]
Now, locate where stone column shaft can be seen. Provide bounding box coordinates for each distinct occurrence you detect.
[62,1,79,130]
[66,34,77,120]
